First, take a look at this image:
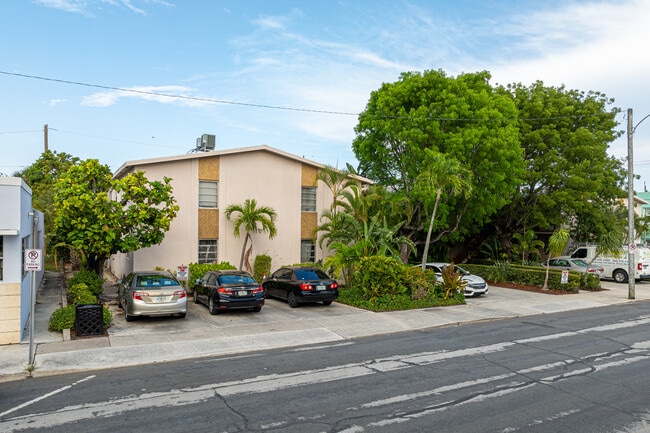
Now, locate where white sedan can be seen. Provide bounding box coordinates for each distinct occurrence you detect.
[422,263,489,297]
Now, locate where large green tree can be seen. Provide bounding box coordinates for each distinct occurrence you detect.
[352,69,524,260]
[51,159,179,274]
[486,81,626,249]
[14,150,80,248]
[224,199,277,273]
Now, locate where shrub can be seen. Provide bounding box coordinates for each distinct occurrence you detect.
[188,262,237,290]
[67,269,104,296]
[48,305,76,331]
[253,254,272,282]
[102,304,113,328]
[67,283,98,305]
[440,264,467,301]
[354,256,408,300]
[405,266,437,300]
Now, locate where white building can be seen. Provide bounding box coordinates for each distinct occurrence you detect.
[108,145,371,278]
[0,177,44,344]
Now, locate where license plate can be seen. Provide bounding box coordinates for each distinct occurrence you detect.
[316,285,326,291]
[155,296,166,303]
[238,290,248,296]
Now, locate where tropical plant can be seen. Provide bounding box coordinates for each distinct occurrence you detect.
[414,149,472,268]
[225,199,277,273]
[543,228,570,290]
[511,229,544,263]
[440,263,467,301]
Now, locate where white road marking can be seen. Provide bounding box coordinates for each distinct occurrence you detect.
[2,317,650,432]
[0,375,95,418]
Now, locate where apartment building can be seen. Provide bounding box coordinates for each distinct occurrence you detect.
[108,144,371,278]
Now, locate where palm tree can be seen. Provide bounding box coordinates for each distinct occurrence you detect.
[543,227,570,290]
[225,199,277,273]
[415,150,472,269]
[512,229,544,263]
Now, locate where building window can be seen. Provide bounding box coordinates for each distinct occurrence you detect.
[199,181,218,208]
[198,239,218,264]
[301,187,317,212]
[301,239,315,263]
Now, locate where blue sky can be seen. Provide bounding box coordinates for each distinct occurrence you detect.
[2,0,650,188]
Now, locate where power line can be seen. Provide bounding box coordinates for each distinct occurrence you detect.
[0,70,359,116]
[0,70,610,122]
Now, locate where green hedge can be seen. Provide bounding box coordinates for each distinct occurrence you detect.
[187,262,237,290]
[460,263,601,292]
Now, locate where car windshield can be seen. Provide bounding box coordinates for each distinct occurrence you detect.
[295,269,329,280]
[453,266,469,275]
[220,274,256,285]
[136,275,180,288]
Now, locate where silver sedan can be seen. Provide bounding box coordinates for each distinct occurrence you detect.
[118,271,187,321]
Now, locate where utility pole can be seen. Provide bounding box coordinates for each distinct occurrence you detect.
[44,124,48,152]
[627,109,635,300]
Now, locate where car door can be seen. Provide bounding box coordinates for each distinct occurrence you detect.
[269,268,292,299]
[197,272,215,304]
[120,273,134,307]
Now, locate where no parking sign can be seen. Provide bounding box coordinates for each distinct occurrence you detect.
[24,249,42,271]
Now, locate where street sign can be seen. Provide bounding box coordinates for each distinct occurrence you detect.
[561,269,569,284]
[629,244,637,255]
[176,265,188,281]
[24,249,42,271]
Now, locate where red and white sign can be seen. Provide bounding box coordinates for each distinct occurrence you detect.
[176,265,188,281]
[24,249,42,271]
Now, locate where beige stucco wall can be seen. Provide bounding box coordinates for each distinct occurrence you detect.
[123,158,200,274]
[219,151,303,270]
[0,283,21,344]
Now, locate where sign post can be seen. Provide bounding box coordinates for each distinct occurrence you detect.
[24,248,42,365]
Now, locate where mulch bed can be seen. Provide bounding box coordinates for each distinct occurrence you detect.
[490,281,577,295]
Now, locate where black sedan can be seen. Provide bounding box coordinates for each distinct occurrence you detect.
[262,266,339,308]
[193,270,264,315]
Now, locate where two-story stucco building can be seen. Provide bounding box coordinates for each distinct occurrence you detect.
[0,177,44,344]
[108,145,371,278]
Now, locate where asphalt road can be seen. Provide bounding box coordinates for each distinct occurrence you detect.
[2,302,650,432]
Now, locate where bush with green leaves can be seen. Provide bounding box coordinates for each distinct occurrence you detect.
[188,262,237,290]
[253,254,272,282]
[405,266,437,300]
[67,269,104,296]
[354,256,408,300]
[67,283,98,305]
[48,305,76,331]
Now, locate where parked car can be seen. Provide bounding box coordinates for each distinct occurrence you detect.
[422,263,489,297]
[544,256,605,278]
[118,271,187,322]
[262,266,339,307]
[193,270,264,315]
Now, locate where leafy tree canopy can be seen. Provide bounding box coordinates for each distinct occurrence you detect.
[14,150,81,239]
[51,159,179,273]
[352,69,525,250]
[487,81,626,246]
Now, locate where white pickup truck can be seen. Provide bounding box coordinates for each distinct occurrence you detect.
[569,245,650,283]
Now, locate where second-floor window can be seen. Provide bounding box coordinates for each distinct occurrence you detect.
[301,187,316,212]
[199,181,218,208]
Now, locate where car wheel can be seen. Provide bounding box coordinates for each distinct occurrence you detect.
[252,306,262,312]
[178,312,186,319]
[208,297,220,315]
[613,269,628,283]
[287,292,299,308]
[322,300,332,306]
[193,289,200,304]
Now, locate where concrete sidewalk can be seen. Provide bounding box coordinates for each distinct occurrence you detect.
[1,271,649,382]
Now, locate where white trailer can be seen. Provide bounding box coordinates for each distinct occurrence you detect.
[570,245,650,283]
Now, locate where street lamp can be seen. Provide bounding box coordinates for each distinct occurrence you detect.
[627,108,650,300]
